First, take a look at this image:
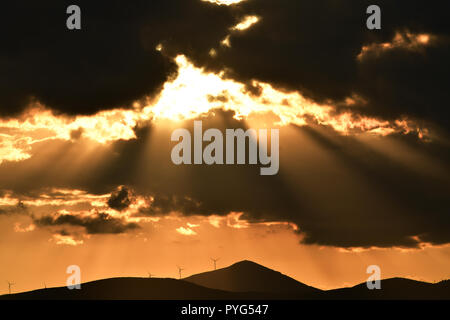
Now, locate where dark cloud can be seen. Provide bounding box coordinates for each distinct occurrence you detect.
[108,186,133,211]
[187,0,450,128]
[136,194,203,217]
[33,212,139,235]
[70,128,84,141]
[0,0,237,116]
[2,0,448,129]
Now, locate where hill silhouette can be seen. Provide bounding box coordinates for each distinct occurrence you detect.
[325,278,450,300]
[0,277,256,300]
[184,260,320,298]
[1,261,449,300]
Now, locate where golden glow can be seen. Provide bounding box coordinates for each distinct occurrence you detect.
[51,234,84,246]
[358,31,434,60]
[221,35,231,47]
[1,186,449,292]
[2,203,449,293]
[209,48,217,57]
[0,54,429,165]
[146,55,423,138]
[0,3,448,297]
[20,189,110,208]
[417,34,430,44]
[0,107,140,164]
[0,133,32,163]
[0,108,138,143]
[208,215,222,228]
[1,186,297,243]
[232,15,260,31]
[0,193,22,206]
[176,226,197,236]
[202,0,246,5]
[13,223,36,233]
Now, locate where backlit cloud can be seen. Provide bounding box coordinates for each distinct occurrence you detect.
[176,226,198,236]
[358,31,436,60]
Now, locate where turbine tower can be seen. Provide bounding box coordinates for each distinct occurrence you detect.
[147,272,152,278]
[210,257,220,270]
[7,281,15,294]
[177,265,184,279]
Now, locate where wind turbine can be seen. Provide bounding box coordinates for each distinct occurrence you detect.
[147,272,152,278]
[7,281,15,294]
[177,265,184,279]
[210,257,220,270]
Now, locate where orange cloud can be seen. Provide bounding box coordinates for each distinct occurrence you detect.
[50,234,84,246]
[358,31,435,60]
[176,226,197,236]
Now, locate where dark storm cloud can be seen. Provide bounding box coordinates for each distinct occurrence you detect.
[189,0,450,128]
[2,0,448,128]
[0,0,237,116]
[108,186,133,211]
[1,110,448,247]
[33,212,139,234]
[136,194,204,217]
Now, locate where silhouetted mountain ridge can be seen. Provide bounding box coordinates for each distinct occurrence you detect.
[1,260,449,300]
[325,277,450,300]
[0,277,254,300]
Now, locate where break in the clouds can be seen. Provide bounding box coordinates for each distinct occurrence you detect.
[1,0,449,129]
[108,186,133,212]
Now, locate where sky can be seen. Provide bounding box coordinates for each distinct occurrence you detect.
[0,0,449,294]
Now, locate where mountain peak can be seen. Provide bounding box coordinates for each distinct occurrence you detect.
[185,260,320,296]
[229,260,268,269]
